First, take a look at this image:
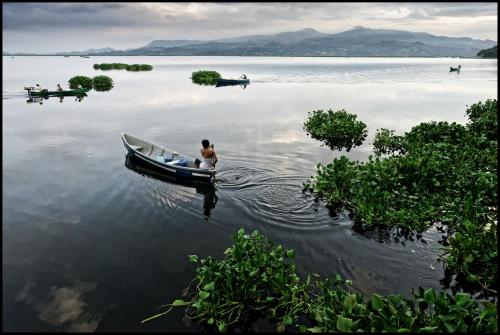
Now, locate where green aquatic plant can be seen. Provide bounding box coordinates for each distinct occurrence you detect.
[143,229,497,333]
[373,128,406,156]
[191,70,222,86]
[306,99,498,293]
[139,64,153,71]
[68,75,93,90]
[92,75,113,91]
[93,63,152,71]
[303,109,368,151]
[142,228,308,332]
[126,64,141,71]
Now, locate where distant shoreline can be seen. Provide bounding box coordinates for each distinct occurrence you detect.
[3,55,488,59]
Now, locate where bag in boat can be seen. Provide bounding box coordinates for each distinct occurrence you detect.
[156,155,174,163]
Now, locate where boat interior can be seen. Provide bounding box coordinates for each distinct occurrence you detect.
[123,133,199,169]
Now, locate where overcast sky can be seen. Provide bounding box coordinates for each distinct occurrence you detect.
[3,2,498,53]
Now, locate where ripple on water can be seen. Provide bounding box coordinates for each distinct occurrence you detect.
[216,167,343,231]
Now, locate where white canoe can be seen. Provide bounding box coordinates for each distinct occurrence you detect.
[121,132,216,183]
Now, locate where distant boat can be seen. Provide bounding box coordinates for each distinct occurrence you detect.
[64,55,70,57]
[25,87,89,98]
[216,78,250,86]
[80,55,90,58]
[450,65,461,72]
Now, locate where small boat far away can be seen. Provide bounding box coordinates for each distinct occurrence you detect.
[121,133,216,184]
[24,87,89,98]
[216,78,250,86]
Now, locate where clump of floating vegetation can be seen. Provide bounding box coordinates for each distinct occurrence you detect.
[303,109,368,151]
[92,75,114,91]
[304,100,497,296]
[143,229,497,333]
[191,70,221,86]
[68,75,114,91]
[93,63,153,71]
[68,75,93,90]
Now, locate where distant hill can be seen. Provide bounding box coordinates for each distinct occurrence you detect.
[8,27,497,57]
[216,28,328,44]
[56,47,116,56]
[477,45,497,58]
[95,27,496,57]
[145,40,205,48]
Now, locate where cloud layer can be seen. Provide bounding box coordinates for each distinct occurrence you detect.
[3,2,497,53]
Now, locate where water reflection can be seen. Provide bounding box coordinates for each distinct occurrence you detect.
[124,154,218,218]
[3,56,496,332]
[200,187,218,218]
[215,82,248,89]
[26,94,86,104]
[14,280,101,332]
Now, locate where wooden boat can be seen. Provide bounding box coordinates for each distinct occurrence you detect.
[121,133,216,183]
[216,78,250,86]
[450,67,460,72]
[27,88,88,97]
[125,153,215,189]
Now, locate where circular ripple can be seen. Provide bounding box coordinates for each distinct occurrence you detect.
[215,166,273,190]
[218,170,344,231]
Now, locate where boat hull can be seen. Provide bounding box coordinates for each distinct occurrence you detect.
[121,133,215,184]
[29,89,88,97]
[216,79,250,86]
[125,154,215,189]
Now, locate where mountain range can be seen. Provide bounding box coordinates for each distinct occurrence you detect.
[4,27,497,57]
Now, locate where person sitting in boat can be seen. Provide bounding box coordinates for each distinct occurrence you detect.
[57,84,64,92]
[34,84,42,91]
[199,139,217,170]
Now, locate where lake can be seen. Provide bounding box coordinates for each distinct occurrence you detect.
[3,56,497,331]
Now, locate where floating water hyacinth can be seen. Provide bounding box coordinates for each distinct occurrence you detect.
[143,229,497,333]
[191,70,221,86]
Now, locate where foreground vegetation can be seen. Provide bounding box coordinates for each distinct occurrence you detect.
[68,75,113,91]
[93,63,153,71]
[191,70,221,85]
[143,229,497,333]
[304,100,497,295]
[144,101,496,331]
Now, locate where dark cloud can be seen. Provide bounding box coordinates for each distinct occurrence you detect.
[3,3,142,30]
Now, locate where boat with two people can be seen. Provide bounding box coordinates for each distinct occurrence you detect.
[24,85,89,98]
[121,133,216,184]
[450,64,462,72]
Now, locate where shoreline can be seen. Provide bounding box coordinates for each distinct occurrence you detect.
[3,55,491,59]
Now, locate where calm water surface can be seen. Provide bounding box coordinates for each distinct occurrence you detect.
[3,56,497,331]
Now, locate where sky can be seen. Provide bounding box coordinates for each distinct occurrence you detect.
[2,2,498,53]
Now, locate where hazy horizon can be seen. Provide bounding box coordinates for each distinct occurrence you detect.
[3,2,498,53]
